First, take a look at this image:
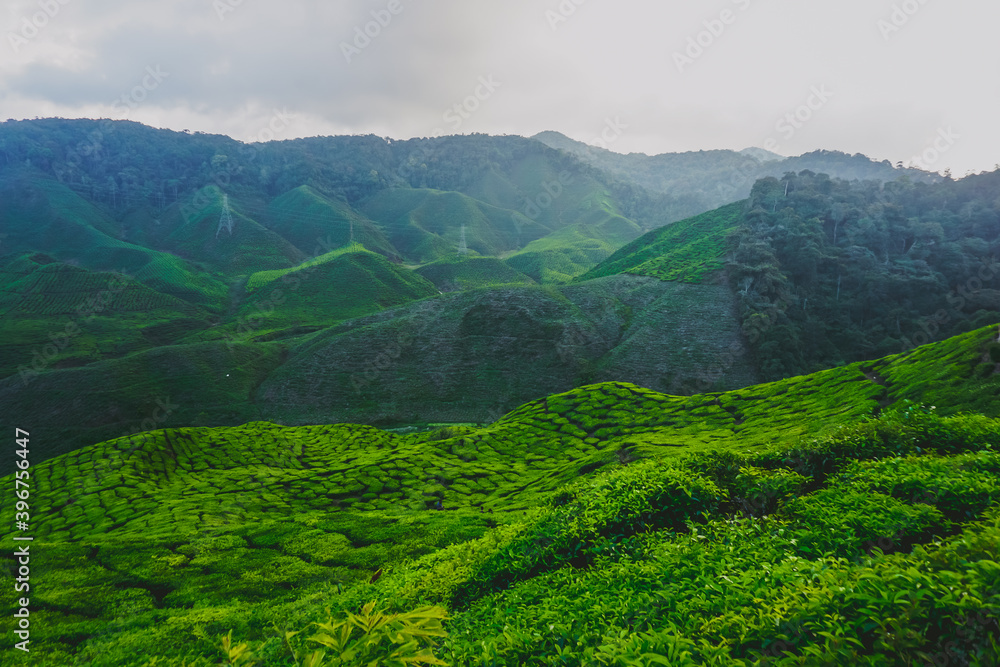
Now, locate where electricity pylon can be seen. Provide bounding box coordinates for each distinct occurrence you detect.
[216,194,234,238]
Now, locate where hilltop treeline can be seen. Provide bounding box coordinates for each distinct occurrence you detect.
[730,170,1000,379]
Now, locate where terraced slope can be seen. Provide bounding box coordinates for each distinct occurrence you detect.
[0,254,212,378]
[0,325,997,665]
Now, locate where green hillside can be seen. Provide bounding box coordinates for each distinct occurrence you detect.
[1,273,757,468]
[359,188,550,263]
[0,254,211,378]
[0,174,228,306]
[580,201,745,283]
[266,186,399,259]
[0,340,286,472]
[506,212,643,284]
[229,248,438,339]
[414,255,536,291]
[1,324,998,665]
[158,186,306,277]
[254,274,757,428]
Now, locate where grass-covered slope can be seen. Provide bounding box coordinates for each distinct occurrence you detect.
[1,325,998,665]
[506,211,643,284]
[254,274,757,427]
[0,254,212,378]
[230,247,438,338]
[266,185,399,259]
[360,188,550,263]
[0,175,228,305]
[414,255,537,291]
[580,200,745,283]
[157,185,306,276]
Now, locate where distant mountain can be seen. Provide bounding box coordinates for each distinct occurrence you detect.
[739,146,784,162]
[0,118,993,473]
[586,169,1000,381]
[533,130,937,223]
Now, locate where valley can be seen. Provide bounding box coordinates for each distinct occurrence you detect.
[0,119,998,665]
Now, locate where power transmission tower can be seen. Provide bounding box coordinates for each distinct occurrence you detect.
[216,194,234,238]
[458,224,468,255]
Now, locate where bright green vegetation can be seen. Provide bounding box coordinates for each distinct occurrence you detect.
[414,255,536,291]
[1,121,999,665]
[581,201,745,284]
[506,211,642,284]
[245,243,370,293]
[231,249,439,339]
[2,324,998,665]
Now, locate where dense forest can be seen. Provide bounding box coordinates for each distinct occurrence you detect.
[728,170,1000,379]
[0,119,669,228]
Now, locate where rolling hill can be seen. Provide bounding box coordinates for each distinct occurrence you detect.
[1,323,997,665]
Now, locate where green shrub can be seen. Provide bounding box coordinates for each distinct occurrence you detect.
[782,488,948,558]
[453,461,724,606]
[988,341,1000,363]
[753,408,1000,480]
[835,451,1000,521]
[732,466,810,517]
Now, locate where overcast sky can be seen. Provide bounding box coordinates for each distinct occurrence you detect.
[2,0,998,175]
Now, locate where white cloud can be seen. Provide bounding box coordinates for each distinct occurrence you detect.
[1,0,998,174]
